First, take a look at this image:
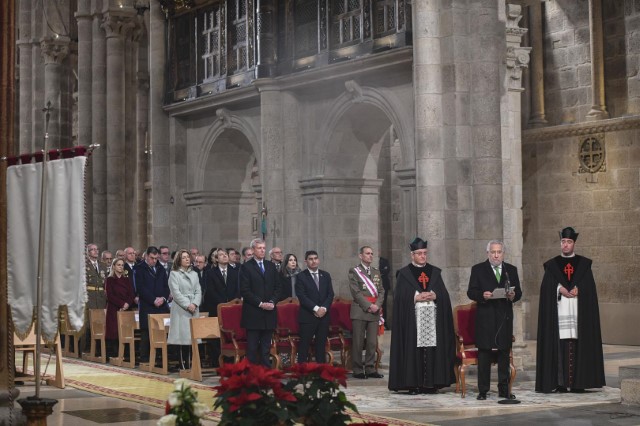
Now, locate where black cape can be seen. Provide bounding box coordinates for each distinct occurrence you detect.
[535,255,605,393]
[388,264,456,391]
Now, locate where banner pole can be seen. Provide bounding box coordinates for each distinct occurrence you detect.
[34,101,52,399]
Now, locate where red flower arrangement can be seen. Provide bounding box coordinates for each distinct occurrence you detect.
[213,359,358,426]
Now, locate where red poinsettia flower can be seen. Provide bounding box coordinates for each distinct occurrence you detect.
[273,386,297,402]
[227,392,263,412]
[165,399,171,415]
[320,364,348,387]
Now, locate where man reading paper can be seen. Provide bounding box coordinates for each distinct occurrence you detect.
[467,240,522,400]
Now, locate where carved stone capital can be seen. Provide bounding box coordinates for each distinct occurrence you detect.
[345,80,364,104]
[40,37,70,65]
[101,9,137,39]
[506,46,531,91]
[216,108,232,124]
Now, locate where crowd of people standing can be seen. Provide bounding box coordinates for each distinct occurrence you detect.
[82,227,605,400]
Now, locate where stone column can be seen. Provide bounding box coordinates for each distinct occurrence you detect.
[136,13,150,250]
[40,36,70,150]
[102,7,136,251]
[17,0,33,153]
[255,0,277,78]
[503,3,531,367]
[91,2,107,248]
[528,2,547,127]
[412,0,446,266]
[149,0,171,244]
[586,0,609,120]
[255,80,285,248]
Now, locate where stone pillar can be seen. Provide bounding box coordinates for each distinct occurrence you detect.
[504,3,531,367]
[136,13,150,250]
[17,0,33,153]
[40,37,70,150]
[92,2,107,248]
[255,80,285,248]
[411,0,446,266]
[528,2,547,127]
[585,0,609,120]
[255,0,277,78]
[102,7,136,251]
[149,0,171,244]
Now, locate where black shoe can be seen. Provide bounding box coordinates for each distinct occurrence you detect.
[352,373,367,379]
[367,372,384,379]
[499,393,516,399]
[554,386,568,393]
[570,388,585,393]
[408,389,420,395]
[477,392,487,400]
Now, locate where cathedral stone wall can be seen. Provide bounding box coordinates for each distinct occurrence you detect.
[522,119,640,344]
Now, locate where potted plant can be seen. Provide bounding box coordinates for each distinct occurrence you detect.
[158,378,209,425]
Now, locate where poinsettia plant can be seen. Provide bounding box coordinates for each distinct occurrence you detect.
[158,378,208,426]
[284,362,358,426]
[213,359,359,426]
[213,358,296,425]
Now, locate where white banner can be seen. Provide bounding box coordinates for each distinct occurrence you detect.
[7,156,87,341]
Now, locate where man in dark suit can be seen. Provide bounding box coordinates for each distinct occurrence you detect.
[295,250,334,364]
[467,240,522,401]
[239,239,281,367]
[135,246,170,363]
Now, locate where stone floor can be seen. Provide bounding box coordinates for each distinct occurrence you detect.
[4,337,640,425]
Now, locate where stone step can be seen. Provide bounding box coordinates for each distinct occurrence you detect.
[622,378,640,405]
[620,365,640,381]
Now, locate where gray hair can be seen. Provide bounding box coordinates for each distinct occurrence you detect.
[250,238,265,249]
[486,240,505,252]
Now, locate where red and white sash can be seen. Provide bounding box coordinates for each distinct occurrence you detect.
[355,267,378,297]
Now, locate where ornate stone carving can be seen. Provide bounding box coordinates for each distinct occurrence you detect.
[523,116,640,142]
[101,11,136,39]
[216,108,232,124]
[506,46,531,92]
[505,3,530,92]
[578,134,606,174]
[345,80,364,104]
[40,37,70,65]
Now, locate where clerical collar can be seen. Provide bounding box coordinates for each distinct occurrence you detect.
[561,253,576,258]
[411,262,427,268]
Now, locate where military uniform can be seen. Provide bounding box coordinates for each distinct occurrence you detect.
[348,264,384,376]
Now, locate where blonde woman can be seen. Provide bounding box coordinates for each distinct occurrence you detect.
[167,249,202,369]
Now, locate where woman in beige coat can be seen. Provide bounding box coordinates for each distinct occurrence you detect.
[168,249,202,369]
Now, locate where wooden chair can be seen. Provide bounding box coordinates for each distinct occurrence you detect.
[275,298,300,368]
[59,306,82,358]
[217,299,247,366]
[14,329,65,389]
[143,313,170,375]
[109,311,139,368]
[82,309,107,363]
[179,316,220,381]
[452,301,516,398]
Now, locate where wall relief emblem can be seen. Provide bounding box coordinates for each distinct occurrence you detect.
[578,134,605,174]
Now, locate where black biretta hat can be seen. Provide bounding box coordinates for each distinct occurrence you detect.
[559,227,579,241]
[409,237,428,251]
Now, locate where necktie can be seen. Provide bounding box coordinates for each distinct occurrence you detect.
[222,269,227,283]
[312,272,319,289]
[494,266,501,283]
[365,267,370,275]
[259,261,264,273]
[152,266,156,274]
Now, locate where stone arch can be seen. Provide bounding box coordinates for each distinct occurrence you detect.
[193,109,260,191]
[317,81,414,176]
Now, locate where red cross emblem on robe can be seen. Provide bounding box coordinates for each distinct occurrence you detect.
[564,263,574,281]
[418,272,429,290]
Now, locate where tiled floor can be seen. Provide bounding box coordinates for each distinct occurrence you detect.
[6,338,640,425]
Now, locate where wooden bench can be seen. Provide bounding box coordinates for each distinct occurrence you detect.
[179,316,220,381]
[59,306,82,358]
[141,313,170,375]
[14,329,65,389]
[109,311,139,368]
[82,309,107,363]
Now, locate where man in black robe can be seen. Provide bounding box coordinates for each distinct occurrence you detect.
[535,227,605,393]
[388,238,456,394]
[467,240,522,400]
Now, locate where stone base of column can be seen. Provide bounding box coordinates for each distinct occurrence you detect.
[528,116,548,128]
[586,108,610,121]
[16,397,57,426]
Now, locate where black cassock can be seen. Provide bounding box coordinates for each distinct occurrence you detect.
[388,264,456,392]
[535,255,605,393]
